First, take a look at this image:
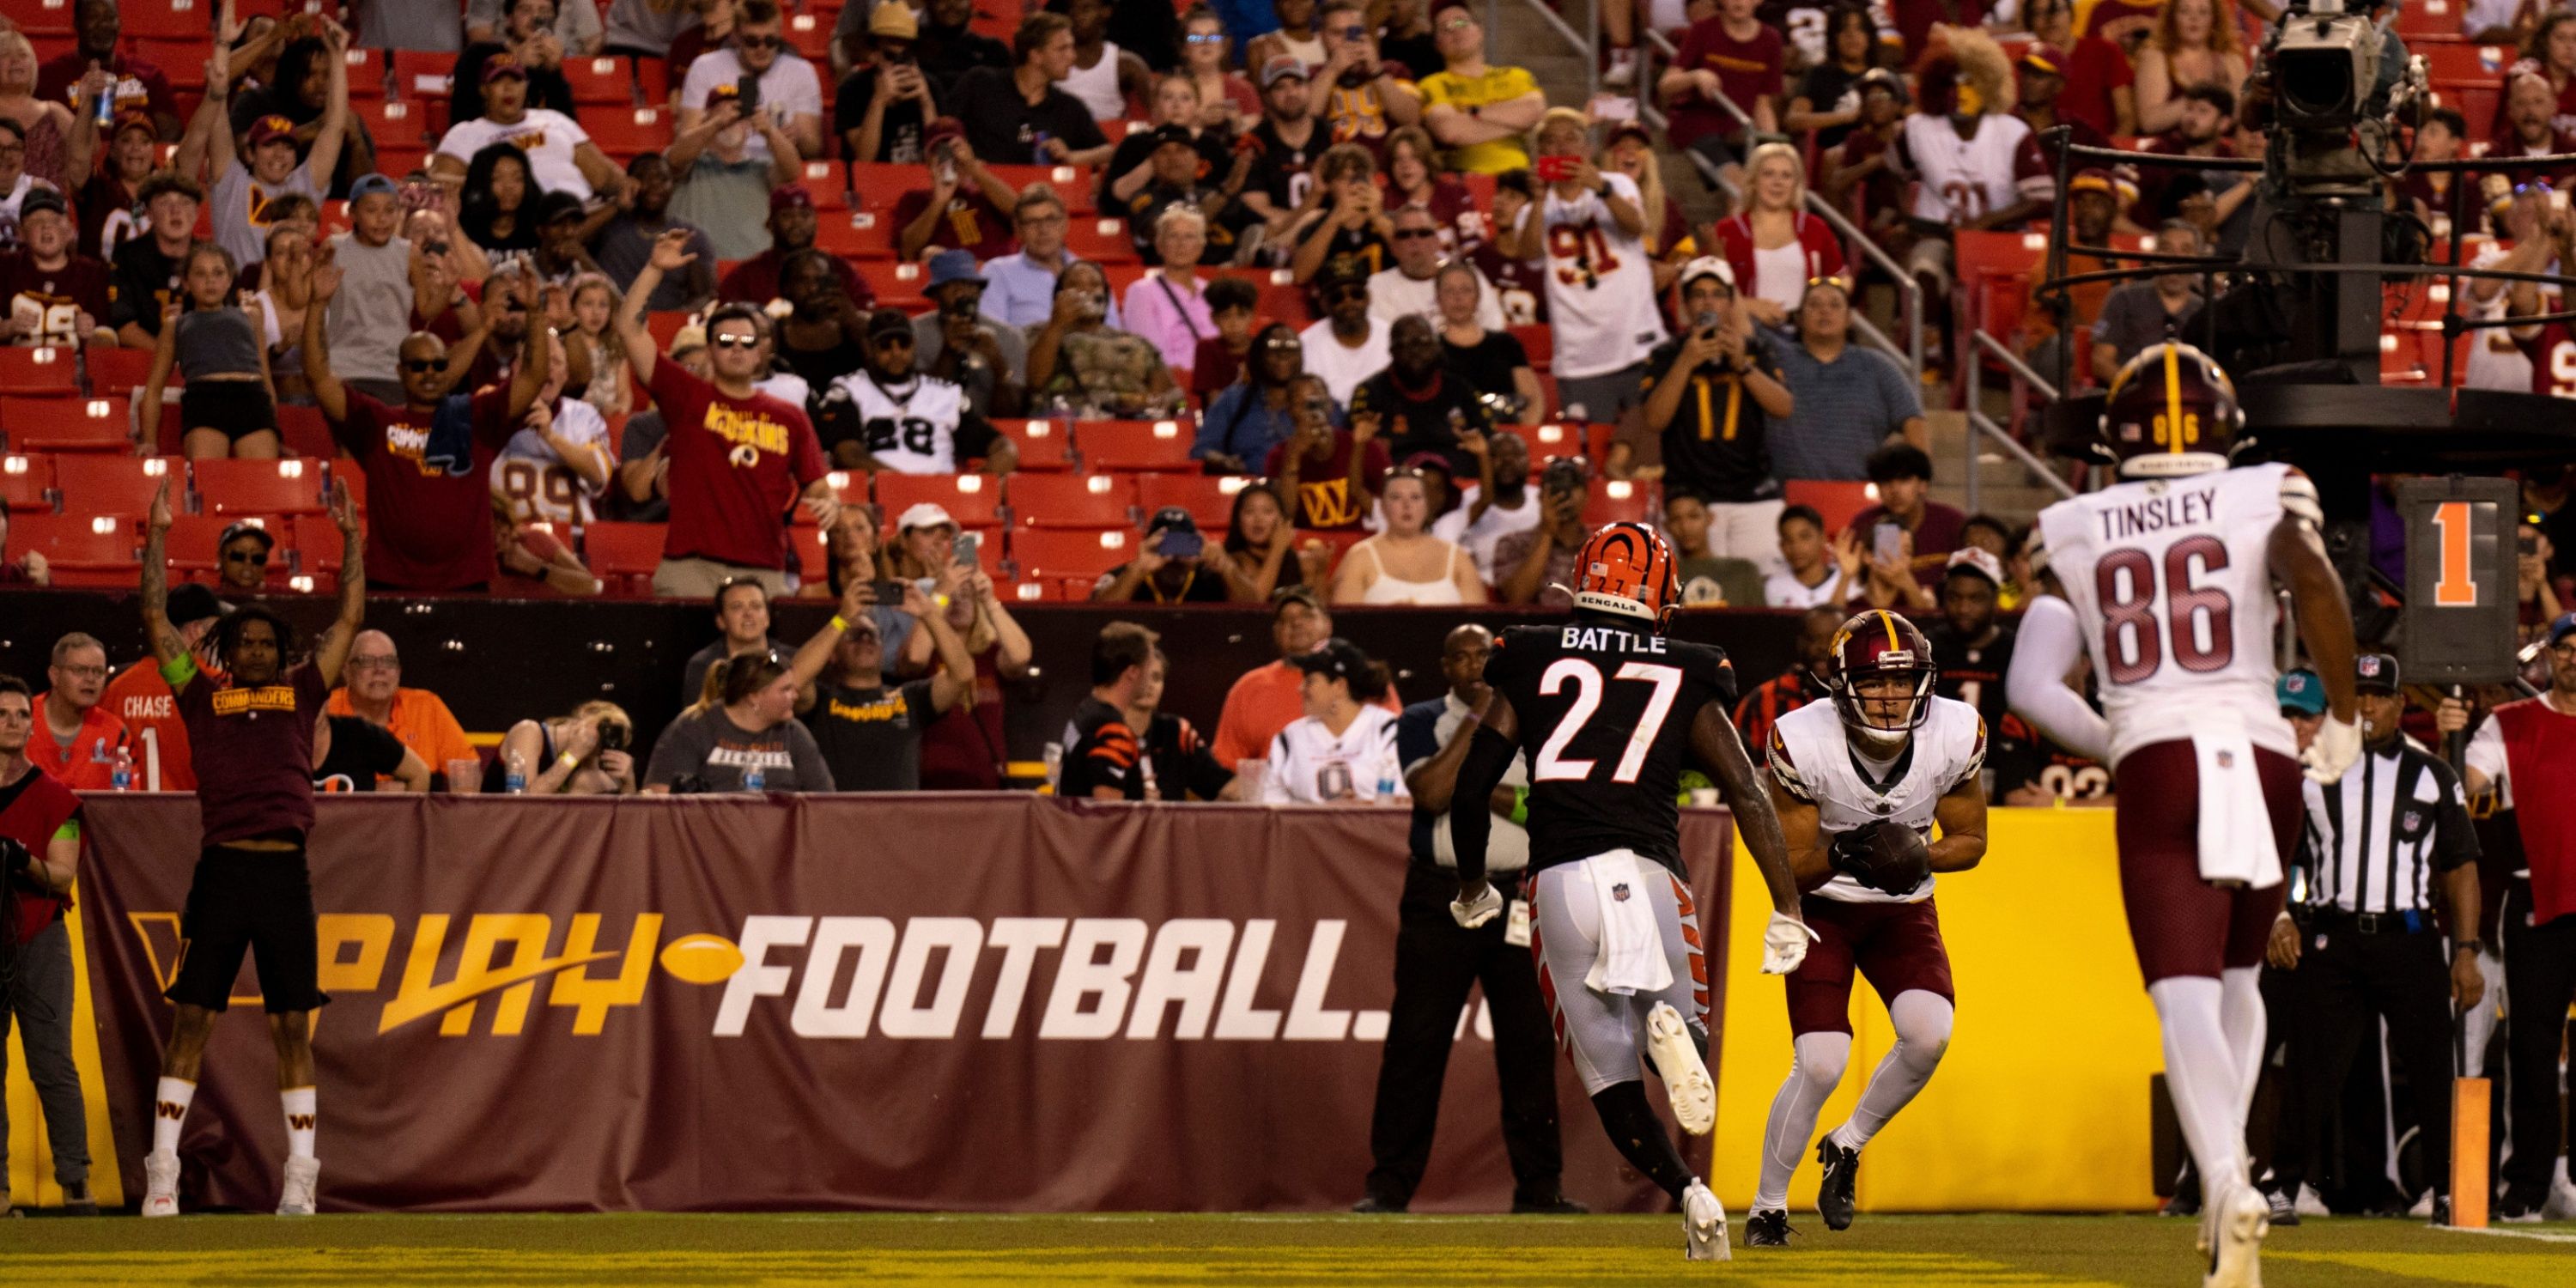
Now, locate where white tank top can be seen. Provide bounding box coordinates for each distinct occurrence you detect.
[1753,240,1807,316]
[1062,41,1127,122]
[1357,539,1467,605]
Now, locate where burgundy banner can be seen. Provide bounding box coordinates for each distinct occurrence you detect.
[77,795,1735,1213]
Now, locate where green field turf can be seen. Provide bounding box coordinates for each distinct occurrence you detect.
[2,1212,2569,1286]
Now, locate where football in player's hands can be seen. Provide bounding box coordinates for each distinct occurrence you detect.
[1828,820,1930,895]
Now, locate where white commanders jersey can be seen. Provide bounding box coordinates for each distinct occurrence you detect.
[1767,694,1986,904]
[1537,170,1668,380]
[489,397,611,525]
[1259,706,1406,805]
[2032,461,2310,768]
[1894,111,2038,225]
[819,371,975,474]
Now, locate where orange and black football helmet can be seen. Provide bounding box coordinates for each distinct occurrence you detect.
[1571,523,1681,632]
[1820,610,1938,751]
[2100,341,2243,479]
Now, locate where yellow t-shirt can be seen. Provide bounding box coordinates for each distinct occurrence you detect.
[1418,65,1540,175]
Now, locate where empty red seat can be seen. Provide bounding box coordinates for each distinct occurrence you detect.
[853,258,931,309]
[1583,477,1658,527]
[814,210,897,259]
[1134,473,1247,532]
[1062,216,1138,264]
[1,452,53,511]
[5,394,130,452]
[582,520,669,592]
[12,0,76,35]
[354,96,434,147]
[1501,422,1588,471]
[85,345,157,398]
[1007,471,1137,529]
[114,0,205,39]
[1009,526,1134,582]
[585,107,676,159]
[12,512,137,586]
[564,54,638,105]
[874,471,1004,528]
[193,457,328,515]
[276,404,336,458]
[985,164,1097,216]
[0,346,78,396]
[1509,324,1552,370]
[991,418,1072,471]
[1783,480,1877,536]
[288,513,343,584]
[52,453,179,517]
[391,50,454,101]
[1078,418,1196,472]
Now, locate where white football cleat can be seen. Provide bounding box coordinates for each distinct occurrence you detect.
[2203,1182,2268,1288]
[141,1150,180,1218]
[277,1157,319,1217]
[1645,1002,1716,1137]
[1682,1181,1729,1261]
[2293,1184,2330,1219]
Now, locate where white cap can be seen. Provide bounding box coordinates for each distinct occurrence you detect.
[1678,255,1734,289]
[1945,546,2006,586]
[896,502,957,532]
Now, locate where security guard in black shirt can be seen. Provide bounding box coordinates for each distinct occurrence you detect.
[2267,653,2485,1223]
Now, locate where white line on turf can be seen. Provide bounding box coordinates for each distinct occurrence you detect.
[2437,1224,2576,1243]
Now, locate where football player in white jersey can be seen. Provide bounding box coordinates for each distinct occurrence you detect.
[1496,106,1668,424]
[815,308,1012,475]
[1746,609,1988,1248]
[2007,342,2360,1288]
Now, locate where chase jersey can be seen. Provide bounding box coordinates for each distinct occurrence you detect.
[2032,461,2311,767]
[1767,695,1985,904]
[816,370,996,474]
[1485,621,1736,878]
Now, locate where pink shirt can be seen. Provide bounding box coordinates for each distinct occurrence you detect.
[1122,272,1218,376]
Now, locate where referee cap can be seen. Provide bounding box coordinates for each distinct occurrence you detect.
[2354,652,2402,693]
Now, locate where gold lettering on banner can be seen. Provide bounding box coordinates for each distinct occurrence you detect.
[548,914,663,1034]
[317,914,396,993]
[381,914,617,1036]
[210,685,301,716]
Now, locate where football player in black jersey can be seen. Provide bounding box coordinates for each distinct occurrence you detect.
[1447,521,1814,1261]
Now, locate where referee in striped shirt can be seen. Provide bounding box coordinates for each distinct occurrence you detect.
[2269,652,2485,1223]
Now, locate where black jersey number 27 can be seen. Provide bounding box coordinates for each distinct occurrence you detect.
[1532,658,1684,784]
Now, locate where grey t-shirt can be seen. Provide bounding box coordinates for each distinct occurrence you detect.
[604,0,700,55]
[643,708,835,793]
[669,155,781,261]
[213,161,320,269]
[361,3,463,52]
[2094,283,2206,374]
[467,0,604,51]
[595,216,714,313]
[805,679,937,792]
[1769,335,1923,483]
[324,231,415,383]
[616,409,671,520]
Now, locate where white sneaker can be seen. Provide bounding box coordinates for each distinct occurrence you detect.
[1682,1181,1729,1261]
[141,1150,179,1218]
[2406,1188,2434,1219]
[1604,49,1638,89]
[2545,1177,2576,1221]
[2203,1182,2268,1288]
[2294,1184,2330,1218]
[277,1156,319,1216]
[1645,1002,1715,1137]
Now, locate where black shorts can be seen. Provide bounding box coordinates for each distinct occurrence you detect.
[180,380,279,443]
[166,842,329,1014]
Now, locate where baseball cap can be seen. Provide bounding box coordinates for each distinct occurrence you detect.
[1678,255,1735,290]
[218,519,276,553]
[868,1,918,39]
[110,110,155,140]
[1260,54,1309,88]
[2354,652,2402,693]
[1400,451,1453,477]
[165,582,229,625]
[2276,669,2326,717]
[1315,254,1369,289]
[923,117,966,151]
[926,248,985,290]
[1145,123,1196,151]
[2019,43,2067,78]
[480,53,528,82]
[2552,611,2576,647]
[348,173,400,203]
[17,187,64,222]
[1145,506,1198,538]
[897,501,957,533]
[1855,68,1907,102]
[769,184,816,214]
[1431,0,1477,21]
[2068,167,2119,198]
[532,190,586,226]
[1287,635,1373,680]
[247,114,299,148]
[1606,119,1654,151]
[1945,547,2005,586]
[864,307,914,340]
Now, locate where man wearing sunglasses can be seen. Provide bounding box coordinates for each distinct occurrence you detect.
[216,520,276,592]
[677,0,825,163]
[817,306,1007,476]
[1368,204,1501,329]
[1297,255,1389,406]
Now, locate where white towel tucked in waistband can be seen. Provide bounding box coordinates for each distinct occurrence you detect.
[1583,850,1674,996]
[2193,712,2281,890]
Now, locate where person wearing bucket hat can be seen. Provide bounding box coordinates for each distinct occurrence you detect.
[1092,507,1234,604]
[813,306,1011,476]
[913,247,1029,418]
[893,116,1021,260]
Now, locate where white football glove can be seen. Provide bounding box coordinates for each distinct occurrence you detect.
[2301,713,2361,784]
[1450,882,1504,930]
[1760,911,1819,975]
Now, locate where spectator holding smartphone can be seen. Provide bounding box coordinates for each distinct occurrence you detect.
[1617,258,1789,575]
[1093,507,1236,604]
[837,3,939,164]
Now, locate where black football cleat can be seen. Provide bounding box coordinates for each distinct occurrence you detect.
[1351,1195,1406,1214]
[1510,1194,1588,1215]
[1744,1208,1794,1248]
[1815,1139,1858,1231]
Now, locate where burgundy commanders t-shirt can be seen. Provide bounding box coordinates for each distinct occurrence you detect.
[333,386,517,591]
[889,189,1019,260]
[174,659,330,847]
[0,252,112,346]
[651,360,829,570]
[1668,19,1784,149]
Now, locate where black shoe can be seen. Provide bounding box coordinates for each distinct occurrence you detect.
[1510,1194,1588,1215]
[1815,1139,1858,1231]
[1744,1207,1793,1247]
[1351,1195,1406,1214]
[58,1180,96,1217]
[2160,1192,2202,1218]
[2495,1195,2543,1224]
[2427,1195,2452,1226]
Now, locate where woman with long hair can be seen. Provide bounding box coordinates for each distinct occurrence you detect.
[812,504,892,602]
[495,700,639,795]
[1218,481,1314,602]
[1382,125,1472,253]
[641,655,835,793]
[2132,0,2248,136]
[1195,324,1315,472]
[1177,5,1261,129]
[909,563,1036,791]
[1028,260,1183,416]
[458,143,546,252]
[1329,468,1485,605]
[0,31,71,190]
[1600,121,1693,294]
[1712,142,1847,327]
[1436,260,1542,424]
[1783,5,1879,152]
[251,224,318,404]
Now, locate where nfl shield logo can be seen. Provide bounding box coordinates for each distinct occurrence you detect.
[2216,750,2236,769]
[1611,883,1631,902]
[2403,810,2423,830]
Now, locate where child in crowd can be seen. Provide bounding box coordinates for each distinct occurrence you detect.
[1191,276,1262,408]
[1663,491,1764,607]
[146,243,279,459]
[567,272,631,416]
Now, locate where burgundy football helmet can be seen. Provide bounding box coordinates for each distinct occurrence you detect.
[2100,341,2243,479]
[1818,610,1939,752]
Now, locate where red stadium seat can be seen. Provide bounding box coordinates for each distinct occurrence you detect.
[1297,527,1366,580]
[992,417,1072,471]
[1255,276,1313,328]
[848,163,931,216]
[1,452,52,510]
[142,39,205,90]
[644,309,699,351]
[0,345,78,396]
[115,0,207,39]
[13,512,137,586]
[565,55,640,106]
[276,404,337,459]
[83,345,156,398]
[338,44,384,100]
[1077,418,1196,472]
[52,453,179,517]
[984,163,1096,215]
[1009,526,1133,581]
[192,457,328,515]
[1509,324,1552,371]
[874,471,1005,529]
[1063,216,1139,264]
[12,0,76,34]
[582,520,668,593]
[1007,471,1138,529]
[288,513,343,582]
[1583,477,1658,527]
[166,512,290,586]
[392,51,455,102]
[1134,473,1250,532]
[2416,43,2512,82]
[1500,422,1588,471]
[355,97,434,147]
[1784,479,1877,537]
[585,107,677,160]
[4,394,129,452]
[814,210,897,259]
[784,10,834,59]
[853,258,931,310]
